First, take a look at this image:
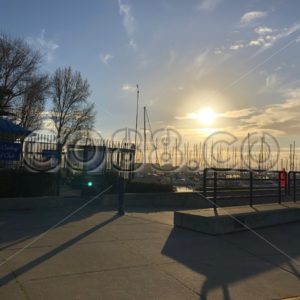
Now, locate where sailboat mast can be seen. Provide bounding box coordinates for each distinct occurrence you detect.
[144,106,146,172]
[134,84,139,154]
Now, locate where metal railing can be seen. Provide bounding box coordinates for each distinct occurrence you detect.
[288,171,300,203]
[202,168,288,208]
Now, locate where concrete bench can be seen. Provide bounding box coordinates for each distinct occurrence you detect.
[174,202,300,235]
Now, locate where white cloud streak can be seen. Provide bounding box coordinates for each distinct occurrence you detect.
[241,11,267,24]
[255,26,273,35]
[118,0,137,50]
[99,53,113,65]
[27,29,59,63]
[122,84,136,92]
[118,0,136,35]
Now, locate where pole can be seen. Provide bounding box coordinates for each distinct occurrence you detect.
[118,175,125,215]
[143,106,146,175]
[249,171,253,206]
[248,133,251,169]
[134,84,139,156]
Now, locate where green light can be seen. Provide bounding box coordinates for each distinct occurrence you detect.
[87,181,93,187]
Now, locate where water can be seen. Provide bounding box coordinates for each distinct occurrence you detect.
[175,186,194,193]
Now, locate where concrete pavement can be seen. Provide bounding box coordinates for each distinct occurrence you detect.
[0,206,300,299]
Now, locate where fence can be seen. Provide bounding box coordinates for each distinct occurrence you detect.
[0,133,135,174]
[0,133,135,197]
[288,171,300,202]
[202,168,292,208]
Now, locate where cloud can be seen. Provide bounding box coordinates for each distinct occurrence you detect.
[129,39,137,51]
[27,29,59,62]
[230,41,245,50]
[221,108,256,119]
[265,74,281,89]
[122,84,136,92]
[230,23,300,52]
[197,0,222,11]
[255,26,273,35]
[118,0,136,35]
[193,49,210,79]
[214,47,224,55]
[99,53,113,64]
[118,0,138,51]
[237,90,300,135]
[249,23,300,49]
[240,11,267,24]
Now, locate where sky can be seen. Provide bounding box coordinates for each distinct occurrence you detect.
[1,0,300,148]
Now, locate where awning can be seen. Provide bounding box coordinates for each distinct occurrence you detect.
[0,117,31,136]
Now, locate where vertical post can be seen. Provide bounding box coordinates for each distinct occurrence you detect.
[249,171,253,206]
[143,106,146,175]
[118,174,125,215]
[288,172,291,195]
[56,136,62,196]
[278,172,281,204]
[203,168,207,197]
[293,172,296,203]
[134,84,139,158]
[213,171,217,209]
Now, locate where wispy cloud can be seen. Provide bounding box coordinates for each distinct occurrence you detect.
[118,0,137,50]
[255,26,273,35]
[129,39,137,51]
[99,53,113,65]
[221,108,256,119]
[118,0,136,35]
[230,41,245,50]
[122,84,136,92]
[221,90,300,136]
[193,49,211,79]
[197,0,222,11]
[249,23,300,49]
[240,11,267,25]
[229,23,300,53]
[27,29,59,63]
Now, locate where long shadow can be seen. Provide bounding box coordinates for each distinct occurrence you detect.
[0,194,115,249]
[161,223,300,300]
[0,214,120,287]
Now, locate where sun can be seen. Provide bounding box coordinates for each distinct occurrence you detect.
[197,107,216,126]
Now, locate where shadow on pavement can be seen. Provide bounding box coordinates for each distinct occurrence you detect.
[161,223,300,299]
[0,214,121,287]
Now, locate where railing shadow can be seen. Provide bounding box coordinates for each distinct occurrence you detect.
[0,214,121,287]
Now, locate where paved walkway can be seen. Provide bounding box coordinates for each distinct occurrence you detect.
[0,206,300,299]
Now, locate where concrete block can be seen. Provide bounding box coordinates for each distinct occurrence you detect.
[174,202,300,234]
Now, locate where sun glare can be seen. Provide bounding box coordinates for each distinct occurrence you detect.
[197,107,216,126]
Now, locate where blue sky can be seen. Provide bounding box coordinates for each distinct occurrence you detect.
[1,0,300,145]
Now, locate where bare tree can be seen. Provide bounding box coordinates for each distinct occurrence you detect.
[11,74,50,129]
[0,34,48,126]
[50,67,95,146]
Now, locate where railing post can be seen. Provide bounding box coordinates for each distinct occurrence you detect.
[118,174,125,215]
[213,171,217,209]
[288,171,291,195]
[293,172,296,203]
[203,168,207,197]
[249,171,253,206]
[278,171,281,204]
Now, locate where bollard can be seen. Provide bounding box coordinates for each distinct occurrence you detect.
[118,176,125,215]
